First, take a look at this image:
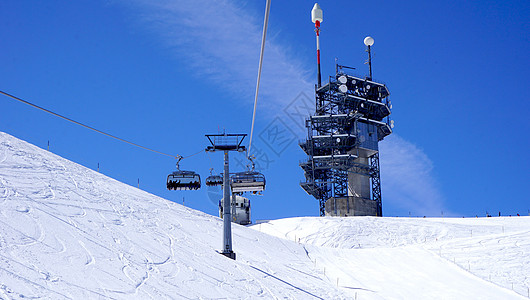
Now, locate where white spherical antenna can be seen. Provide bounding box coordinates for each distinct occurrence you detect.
[336,137,341,143]
[338,75,347,84]
[364,36,374,46]
[311,3,323,23]
[339,84,348,93]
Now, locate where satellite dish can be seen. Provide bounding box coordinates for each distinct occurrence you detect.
[351,79,356,85]
[338,75,347,84]
[336,137,341,143]
[339,84,348,93]
[364,36,374,46]
[366,84,371,90]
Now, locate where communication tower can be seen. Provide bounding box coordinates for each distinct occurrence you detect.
[301,4,393,217]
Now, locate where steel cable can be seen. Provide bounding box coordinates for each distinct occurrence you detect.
[0,90,202,160]
[247,0,271,158]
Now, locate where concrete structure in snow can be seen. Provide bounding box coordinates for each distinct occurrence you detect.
[219,195,251,226]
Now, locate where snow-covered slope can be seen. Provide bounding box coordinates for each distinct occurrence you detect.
[253,217,530,298]
[0,132,346,299]
[0,131,527,299]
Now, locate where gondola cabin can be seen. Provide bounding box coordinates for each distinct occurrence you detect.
[167,170,201,190]
[230,171,265,193]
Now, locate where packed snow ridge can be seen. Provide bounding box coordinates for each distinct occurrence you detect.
[0,131,528,299]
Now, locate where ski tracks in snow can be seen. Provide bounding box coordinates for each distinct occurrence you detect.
[234,263,279,299]
[78,240,95,266]
[433,229,530,297]
[0,178,8,205]
[0,145,7,165]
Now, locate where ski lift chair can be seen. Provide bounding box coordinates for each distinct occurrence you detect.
[167,170,201,190]
[206,168,223,186]
[166,156,201,190]
[230,171,265,193]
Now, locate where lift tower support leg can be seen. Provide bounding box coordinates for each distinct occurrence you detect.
[222,150,235,260]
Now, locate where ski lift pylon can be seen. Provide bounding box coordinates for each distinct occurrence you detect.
[167,156,201,191]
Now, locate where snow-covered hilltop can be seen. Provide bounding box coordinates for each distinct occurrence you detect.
[254,216,530,298]
[0,131,528,299]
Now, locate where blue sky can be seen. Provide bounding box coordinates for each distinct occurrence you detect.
[1,0,529,219]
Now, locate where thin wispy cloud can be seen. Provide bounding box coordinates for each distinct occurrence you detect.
[380,135,448,216]
[125,0,448,216]
[126,0,313,112]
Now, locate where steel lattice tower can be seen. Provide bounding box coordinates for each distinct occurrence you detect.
[300,65,393,216]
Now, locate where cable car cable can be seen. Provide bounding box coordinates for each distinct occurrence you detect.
[247,0,271,158]
[0,90,201,160]
[181,149,204,160]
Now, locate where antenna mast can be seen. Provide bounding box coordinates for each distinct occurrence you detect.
[364,36,374,80]
[312,3,323,88]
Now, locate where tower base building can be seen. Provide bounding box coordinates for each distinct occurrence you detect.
[325,196,380,217]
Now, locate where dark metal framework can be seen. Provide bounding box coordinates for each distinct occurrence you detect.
[206,134,247,152]
[300,67,392,216]
[370,153,382,216]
